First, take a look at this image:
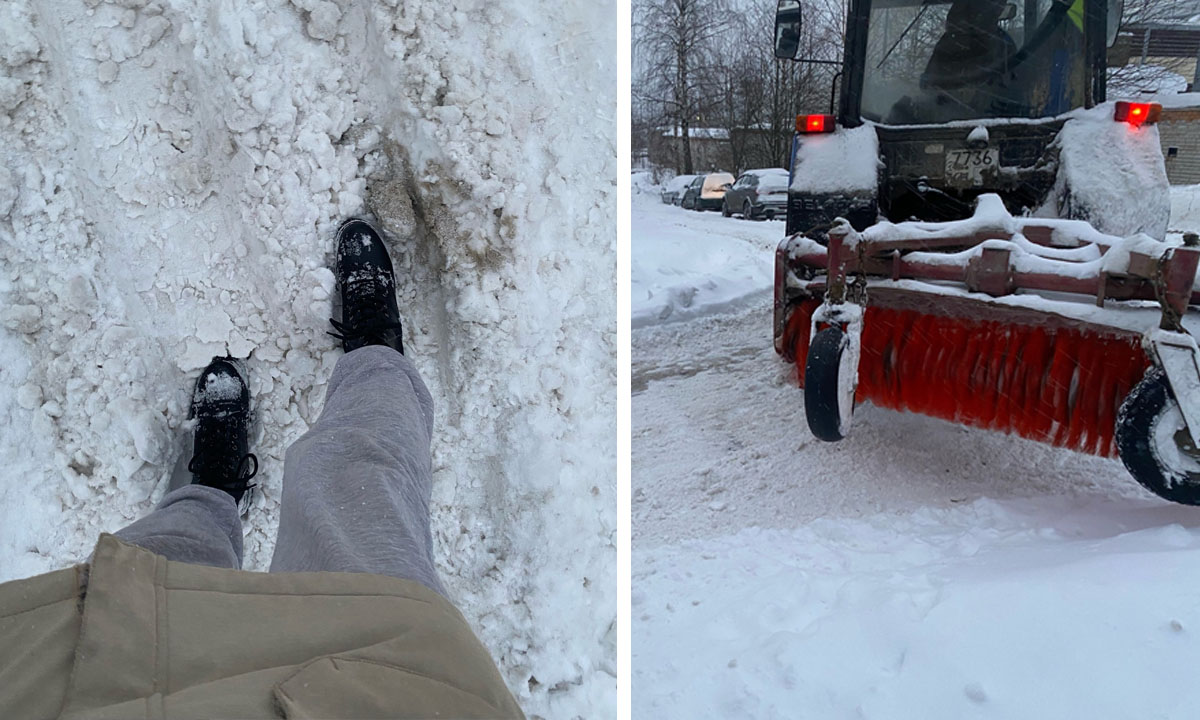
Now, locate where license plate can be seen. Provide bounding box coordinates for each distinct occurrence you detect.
[945,148,999,187]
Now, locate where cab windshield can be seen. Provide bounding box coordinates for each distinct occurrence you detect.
[862,0,1087,124]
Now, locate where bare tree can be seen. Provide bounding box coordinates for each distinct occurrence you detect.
[633,0,847,174]
[745,0,846,169]
[1108,0,1200,95]
[634,0,733,173]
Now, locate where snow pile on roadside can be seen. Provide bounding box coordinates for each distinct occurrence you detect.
[1152,91,1200,109]
[635,494,1200,718]
[0,0,614,715]
[1170,184,1200,235]
[632,170,658,195]
[631,193,781,327]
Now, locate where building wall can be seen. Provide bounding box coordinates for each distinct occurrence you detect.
[648,135,733,174]
[1159,108,1200,185]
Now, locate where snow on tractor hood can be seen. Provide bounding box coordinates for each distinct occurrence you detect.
[1035,102,1171,240]
[790,124,881,195]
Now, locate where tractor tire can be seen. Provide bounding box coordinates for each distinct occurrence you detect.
[1116,366,1200,505]
[722,201,732,218]
[805,326,853,442]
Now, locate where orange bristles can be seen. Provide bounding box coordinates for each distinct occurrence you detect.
[784,300,1151,457]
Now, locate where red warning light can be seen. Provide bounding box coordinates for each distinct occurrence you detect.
[796,114,835,134]
[1114,101,1162,127]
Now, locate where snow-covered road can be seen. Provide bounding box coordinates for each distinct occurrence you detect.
[633,186,1200,718]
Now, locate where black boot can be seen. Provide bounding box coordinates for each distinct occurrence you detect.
[328,218,403,354]
[188,357,258,508]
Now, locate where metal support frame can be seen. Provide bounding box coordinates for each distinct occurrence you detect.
[1150,331,1200,449]
[791,224,1200,313]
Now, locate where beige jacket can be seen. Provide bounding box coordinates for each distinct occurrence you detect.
[0,534,524,719]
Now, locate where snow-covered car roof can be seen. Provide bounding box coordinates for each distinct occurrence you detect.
[756,173,789,190]
[665,174,698,192]
[741,168,788,178]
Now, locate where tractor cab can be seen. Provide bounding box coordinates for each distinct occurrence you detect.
[775,0,1127,236]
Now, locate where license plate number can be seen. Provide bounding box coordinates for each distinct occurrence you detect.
[945,148,999,186]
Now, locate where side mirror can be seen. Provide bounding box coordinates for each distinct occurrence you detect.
[723,183,733,190]
[774,0,802,60]
[1107,0,1124,47]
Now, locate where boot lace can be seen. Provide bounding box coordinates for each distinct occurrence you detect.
[328,276,402,348]
[188,415,259,498]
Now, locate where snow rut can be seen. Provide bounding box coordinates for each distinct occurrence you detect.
[633,303,1147,548]
[0,0,615,716]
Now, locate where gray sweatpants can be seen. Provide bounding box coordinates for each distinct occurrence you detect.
[114,346,445,596]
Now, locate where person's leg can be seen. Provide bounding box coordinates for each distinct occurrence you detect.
[114,484,243,568]
[269,345,444,595]
[113,357,255,570]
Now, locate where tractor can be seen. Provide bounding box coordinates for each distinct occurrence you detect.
[772,0,1200,504]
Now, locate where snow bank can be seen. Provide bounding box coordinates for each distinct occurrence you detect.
[635,494,1200,719]
[632,193,780,328]
[1153,92,1200,109]
[0,0,614,715]
[1170,184,1200,236]
[632,170,658,195]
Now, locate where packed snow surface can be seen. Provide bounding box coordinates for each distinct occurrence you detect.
[0,0,615,716]
[631,190,778,328]
[636,494,1200,719]
[633,184,1200,718]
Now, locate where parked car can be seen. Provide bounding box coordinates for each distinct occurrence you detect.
[722,168,790,220]
[680,172,735,211]
[661,174,698,205]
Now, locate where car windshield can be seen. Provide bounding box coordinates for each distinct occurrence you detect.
[862,0,1087,124]
[703,173,734,192]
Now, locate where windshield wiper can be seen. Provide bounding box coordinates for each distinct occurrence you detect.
[877,0,934,69]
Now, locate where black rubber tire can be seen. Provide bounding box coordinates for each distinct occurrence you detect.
[1116,366,1200,505]
[743,200,756,221]
[721,201,732,218]
[805,326,850,442]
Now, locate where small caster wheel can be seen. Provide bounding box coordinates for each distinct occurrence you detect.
[1116,366,1200,505]
[805,325,855,442]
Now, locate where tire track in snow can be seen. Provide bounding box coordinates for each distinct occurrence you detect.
[633,302,1150,549]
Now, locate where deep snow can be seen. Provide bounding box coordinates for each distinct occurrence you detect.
[633,182,1200,718]
[631,193,779,328]
[0,0,615,717]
